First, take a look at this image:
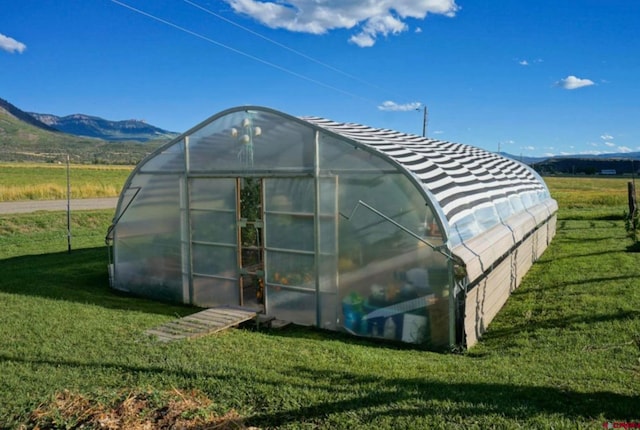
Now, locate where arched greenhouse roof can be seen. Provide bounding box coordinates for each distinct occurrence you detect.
[122,106,553,247]
[299,116,553,245]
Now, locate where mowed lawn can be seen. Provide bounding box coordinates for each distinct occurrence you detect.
[0,175,638,428]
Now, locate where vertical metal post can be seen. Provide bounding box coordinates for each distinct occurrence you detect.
[236,178,244,306]
[313,131,321,327]
[66,154,72,253]
[181,136,194,303]
[449,258,460,350]
[422,106,428,138]
[261,178,269,313]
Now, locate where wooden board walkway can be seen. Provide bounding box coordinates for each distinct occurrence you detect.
[145,306,258,342]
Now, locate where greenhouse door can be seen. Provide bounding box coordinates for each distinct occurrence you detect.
[238,178,265,309]
[263,178,317,325]
[189,178,240,307]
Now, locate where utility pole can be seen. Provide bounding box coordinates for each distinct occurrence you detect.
[66,154,72,253]
[416,105,428,137]
[422,105,428,138]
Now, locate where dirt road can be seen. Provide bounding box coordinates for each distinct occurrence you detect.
[0,197,119,214]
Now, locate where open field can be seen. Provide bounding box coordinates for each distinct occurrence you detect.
[0,161,635,206]
[0,177,638,428]
[544,176,635,208]
[0,163,132,201]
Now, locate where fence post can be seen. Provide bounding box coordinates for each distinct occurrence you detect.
[66,154,72,253]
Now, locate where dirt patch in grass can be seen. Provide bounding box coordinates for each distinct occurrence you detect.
[21,389,255,429]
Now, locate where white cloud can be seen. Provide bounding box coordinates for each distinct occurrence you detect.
[349,32,375,47]
[432,130,444,135]
[225,0,459,46]
[350,14,407,47]
[600,134,614,140]
[617,146,632,153]
[557,75,595,90]
[415,27,423,33]
[378,100,422,111]
[0,33,26,54]
[517,58,542,66]
[604,142,616,147]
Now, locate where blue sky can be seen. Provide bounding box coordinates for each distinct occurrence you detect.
[1,0,639,158]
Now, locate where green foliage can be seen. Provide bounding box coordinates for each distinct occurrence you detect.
[240,178,261,223]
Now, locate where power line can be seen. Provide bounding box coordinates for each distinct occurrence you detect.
[109,0,377,103]
[182,0,405,99]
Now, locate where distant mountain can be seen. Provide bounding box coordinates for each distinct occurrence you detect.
[499,152,550,165]
[0,98,59,132]
[498,150,640,175]
[0,97,165,164]
[530,156,640,175]
[582,152,640,160]
[29,112,178,142]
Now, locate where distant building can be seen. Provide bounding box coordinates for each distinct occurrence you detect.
[600,169,617,175]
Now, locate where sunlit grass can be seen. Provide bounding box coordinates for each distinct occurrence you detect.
[0,163,132,201]
[545,176,633,208]
[0,176,639,428]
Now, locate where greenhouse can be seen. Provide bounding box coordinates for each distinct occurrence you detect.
[106,106,557,350]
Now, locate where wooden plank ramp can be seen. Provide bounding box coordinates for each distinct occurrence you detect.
[145,306,258,342]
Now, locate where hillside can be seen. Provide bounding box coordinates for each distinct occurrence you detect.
[29,112,178,142]
[0,99,164,164]
[0,98,58,132]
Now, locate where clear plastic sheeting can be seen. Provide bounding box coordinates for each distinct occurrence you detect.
[188,110,315,172]
[108,106,557,351]
[139,140,185,173]
[111,173,183,302]
[447,186,552,248]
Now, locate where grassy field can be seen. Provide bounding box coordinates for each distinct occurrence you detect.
[544,176,634,208]
[0,163,132,201]
[0,177,638,428]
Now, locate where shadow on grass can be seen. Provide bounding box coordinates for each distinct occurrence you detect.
[247,323,444,354]
[627,242,640,253]
[251,367,639,426]
[0,247,194,317]
[1,353,636,424]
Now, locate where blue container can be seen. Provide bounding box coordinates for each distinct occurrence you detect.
[342,294,364,333]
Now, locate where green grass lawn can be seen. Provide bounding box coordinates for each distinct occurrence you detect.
[0,182,639,428]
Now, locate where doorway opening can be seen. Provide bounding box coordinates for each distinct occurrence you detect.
[238,178,264,309]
